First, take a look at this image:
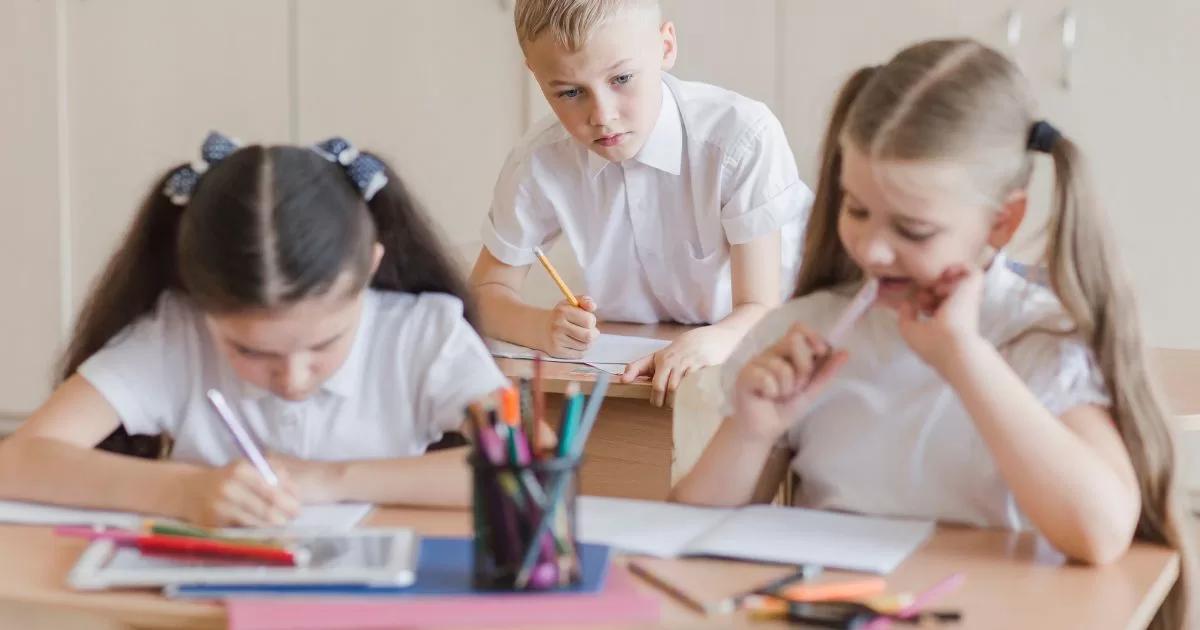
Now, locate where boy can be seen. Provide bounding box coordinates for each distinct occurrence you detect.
[470,0,811,407]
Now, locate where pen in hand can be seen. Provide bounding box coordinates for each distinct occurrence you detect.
[206,389,280,487]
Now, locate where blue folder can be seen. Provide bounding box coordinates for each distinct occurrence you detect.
[165,536,612,599]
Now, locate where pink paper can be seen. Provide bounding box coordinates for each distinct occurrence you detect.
[227,566,661,630]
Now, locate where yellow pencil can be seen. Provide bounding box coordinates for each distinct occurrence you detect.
[533,247,579,308]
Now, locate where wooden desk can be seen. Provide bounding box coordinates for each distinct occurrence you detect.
[0,507,1179,630]
[494,322,692,502]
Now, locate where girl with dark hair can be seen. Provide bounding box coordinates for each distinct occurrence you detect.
[0,132,507,528]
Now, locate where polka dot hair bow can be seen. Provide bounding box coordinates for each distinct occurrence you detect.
[162,131,242,206]
[311,137,388,202]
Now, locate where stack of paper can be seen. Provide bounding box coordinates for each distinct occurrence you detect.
[0,499,374,531]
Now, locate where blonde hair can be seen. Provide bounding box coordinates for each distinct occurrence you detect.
[514,0,660,50]
[798,38,1196,629]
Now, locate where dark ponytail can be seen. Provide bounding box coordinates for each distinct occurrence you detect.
[59,169,187,458]
[63,136,477,458]
[360,159,479,331]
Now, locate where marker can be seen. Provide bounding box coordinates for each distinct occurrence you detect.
[206,389,279,487]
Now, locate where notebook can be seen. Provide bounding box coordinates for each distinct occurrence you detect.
[222,564,659,630]
[166,536,612,599]
[577,496,935,575]
[487,334,669,365]
[0,500,374,532]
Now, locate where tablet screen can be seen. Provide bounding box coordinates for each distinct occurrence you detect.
[101,532,401,571]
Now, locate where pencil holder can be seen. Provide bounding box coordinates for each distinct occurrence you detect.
[469,453,583,591]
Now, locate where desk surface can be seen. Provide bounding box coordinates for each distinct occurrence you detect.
[494,322,692,399]
[0,507,1179,630]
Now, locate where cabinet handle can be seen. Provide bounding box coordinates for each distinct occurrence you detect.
[1062,8,1077,89]
[1007,10,1021,48]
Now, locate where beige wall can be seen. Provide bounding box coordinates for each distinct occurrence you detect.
[3,1,1200,418]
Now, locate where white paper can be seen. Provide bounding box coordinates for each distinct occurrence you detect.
[576,495,734,557]
[0,500,374,532]
[487,334,670,365]
[686,504,935,575]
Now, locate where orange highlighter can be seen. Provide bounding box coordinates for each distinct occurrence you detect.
[746,577,889,613]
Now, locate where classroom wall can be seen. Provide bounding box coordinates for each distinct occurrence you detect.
[2,0,1200,422]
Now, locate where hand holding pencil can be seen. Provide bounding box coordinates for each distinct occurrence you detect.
[535,246,599,359]
[182,459,302,529]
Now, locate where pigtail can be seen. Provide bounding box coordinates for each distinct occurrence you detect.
[792,66,879,299]
[1044,135,1197,630]
[58,168,186,459]
[362,154,480,331]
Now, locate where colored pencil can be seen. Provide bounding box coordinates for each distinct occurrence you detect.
[533,247,578,308]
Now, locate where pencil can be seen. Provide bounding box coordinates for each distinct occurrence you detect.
[533,247,579,308]
[628,560,712,614]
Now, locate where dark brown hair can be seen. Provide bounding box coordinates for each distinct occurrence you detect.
[63,143,476,458]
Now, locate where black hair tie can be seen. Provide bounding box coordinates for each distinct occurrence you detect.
[1027,120,1060,153]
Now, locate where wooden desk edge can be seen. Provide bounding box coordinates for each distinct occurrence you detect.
[1126,551,1180,630]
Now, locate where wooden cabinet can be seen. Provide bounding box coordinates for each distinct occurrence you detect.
[3,1,1200,419]
[64,0,292,316]
[0,0,66,415]
[295,0,525,255]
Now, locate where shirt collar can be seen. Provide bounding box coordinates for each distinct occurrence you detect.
[238,291,376,401]
[586,78,684,178]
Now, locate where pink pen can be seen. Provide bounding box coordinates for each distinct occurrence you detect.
[826,278,879,347]
[862,572,966,629]
[54,526,140,542]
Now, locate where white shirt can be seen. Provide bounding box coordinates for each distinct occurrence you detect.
[718,256,1111,530]
[78,290,508,466]
[482,73,812,325]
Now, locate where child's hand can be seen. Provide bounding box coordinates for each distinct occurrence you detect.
[731,323,848,443]
[266,453,344,504]
[898,265,987,372]
[621,326,739,407]
[183,460,302,528]
[543,296,598,359]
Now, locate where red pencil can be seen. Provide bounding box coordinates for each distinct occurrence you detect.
[133,535,305,566]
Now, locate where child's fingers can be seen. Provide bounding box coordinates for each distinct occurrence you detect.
[621,353,656,383]
[221,480,287,527]
[741,363,780,400]
[559,320,598,345]
[761,356,796,398]
[650,362,672,407]
[561,306,597,330]
[577,296,598,312]
[214,498,273,529]
[232,461,291,513]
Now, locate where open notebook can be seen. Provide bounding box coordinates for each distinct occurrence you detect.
[577,496,934,575]
[0,500,374,532]
[486,334,669,365]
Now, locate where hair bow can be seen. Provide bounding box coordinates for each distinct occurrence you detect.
[163,131,242,206]
[311,137,388,201]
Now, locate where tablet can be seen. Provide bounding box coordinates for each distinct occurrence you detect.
[66,528,420,591]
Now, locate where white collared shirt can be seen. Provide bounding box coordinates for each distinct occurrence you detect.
[482,73,812,325]
[78,290,507,465]
[717,256,1111,530]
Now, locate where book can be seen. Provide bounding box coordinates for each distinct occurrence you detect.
[220,563,659,630]
[576,496,935,575]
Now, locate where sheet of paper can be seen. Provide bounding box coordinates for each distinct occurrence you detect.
[685,504,935,575]
[487,334,669,365]
[0,500,374,532]
[576,496,733,558]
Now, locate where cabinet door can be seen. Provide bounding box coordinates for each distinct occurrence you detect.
[65,0,292,314]
[295,0,525,266]
[780,1,1017,187]
[0,0,66,415]
[1048,1,1200,348]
